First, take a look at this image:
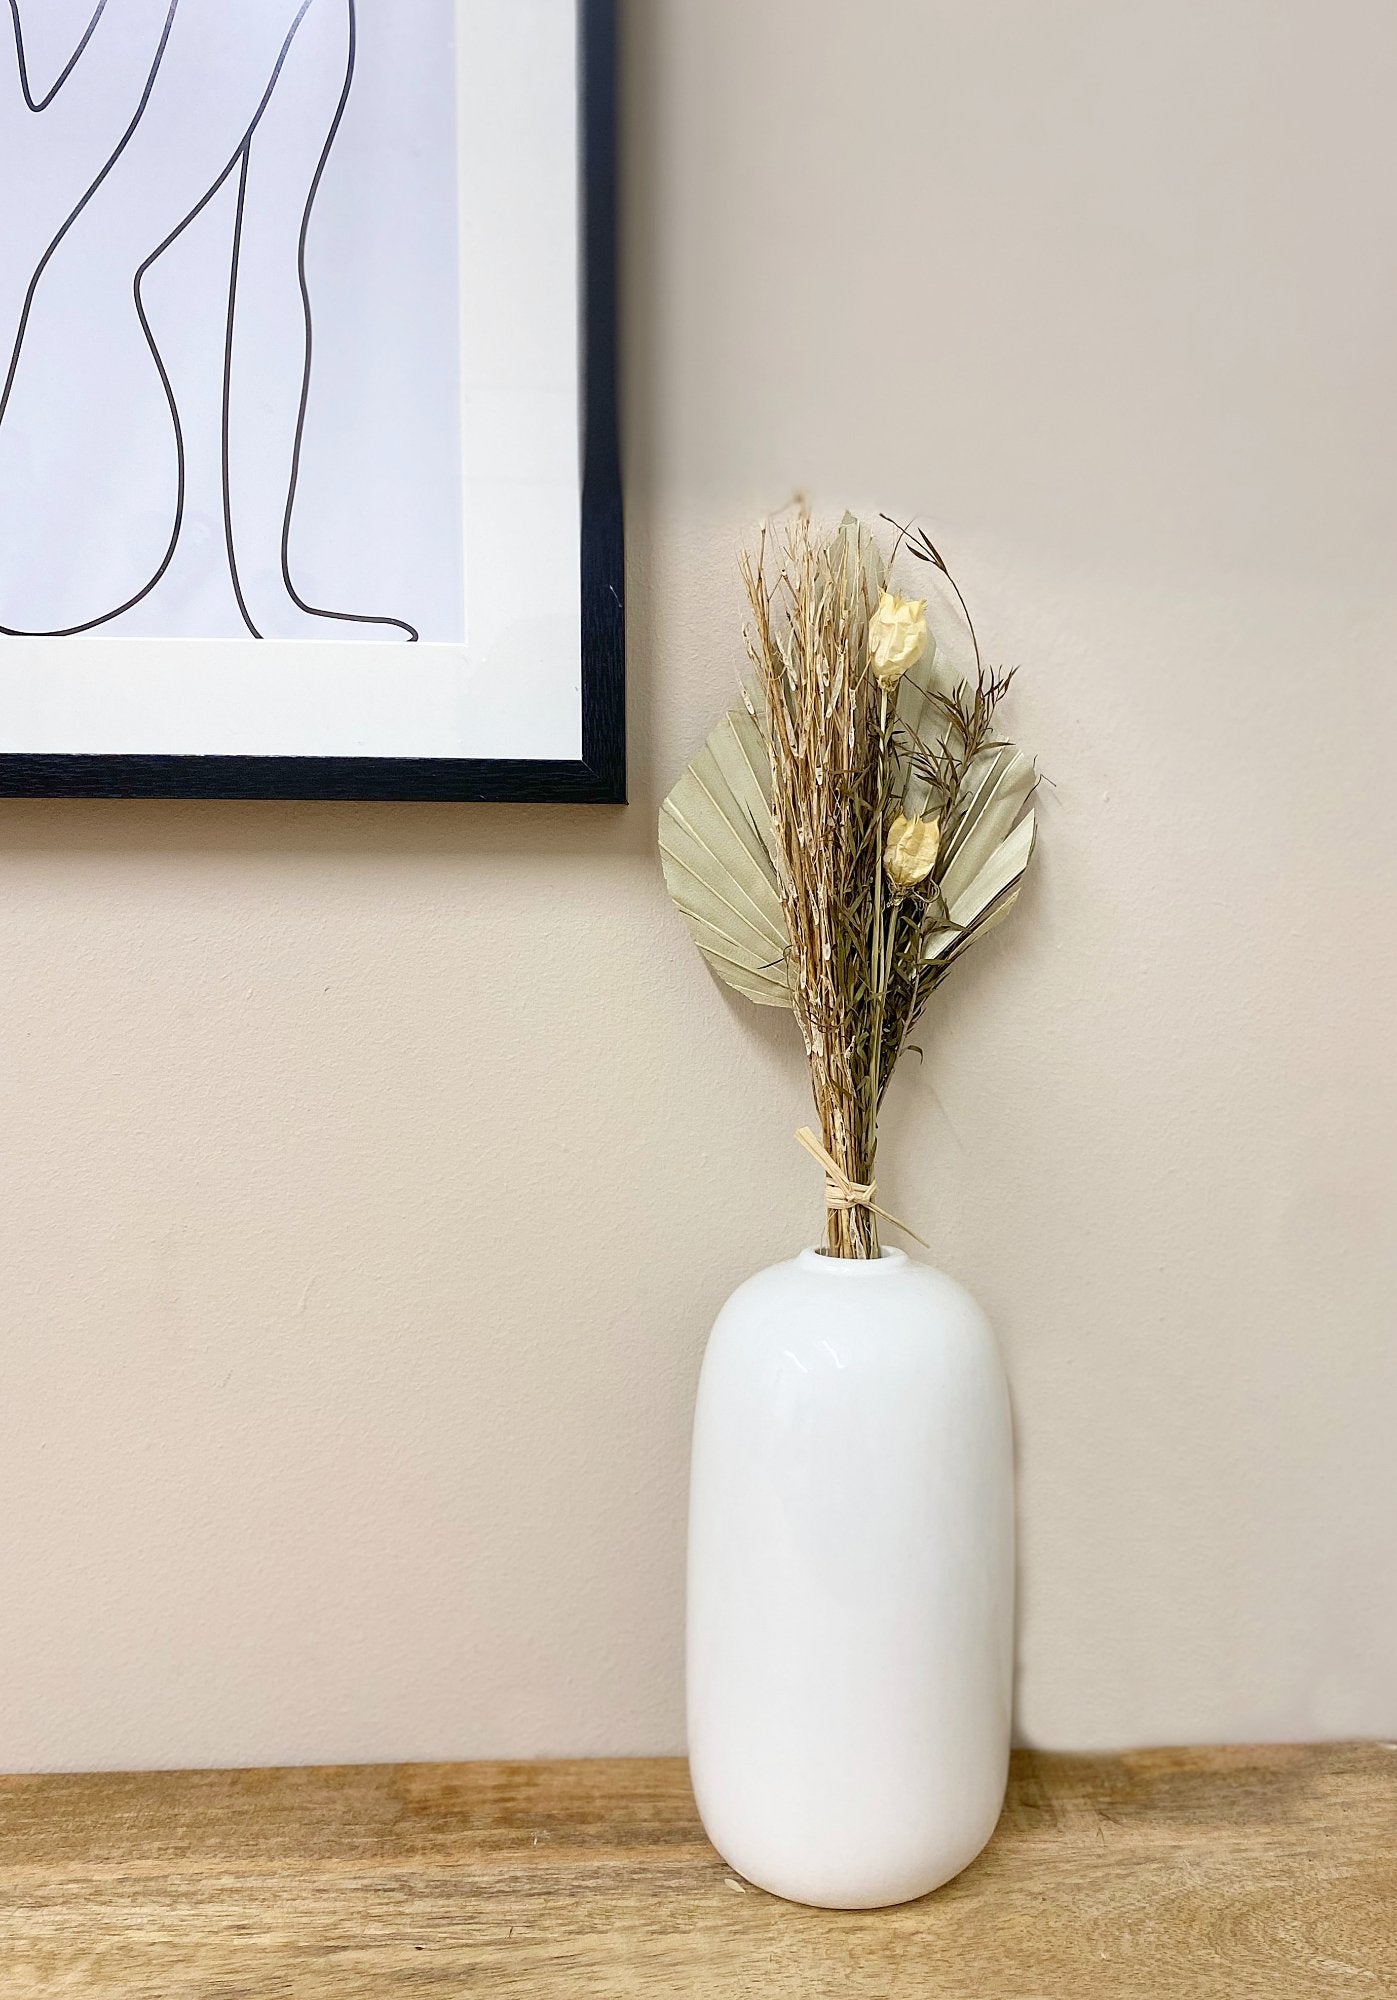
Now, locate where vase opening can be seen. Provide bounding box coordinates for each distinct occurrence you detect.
[798,1246,909,1274]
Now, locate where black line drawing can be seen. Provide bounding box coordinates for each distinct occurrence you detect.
[7,0,110,113]
[0,0,419,642]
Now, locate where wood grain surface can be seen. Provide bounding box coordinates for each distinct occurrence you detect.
[0,1745,1392,1996]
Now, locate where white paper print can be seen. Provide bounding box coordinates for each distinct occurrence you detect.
[0,0,466,644]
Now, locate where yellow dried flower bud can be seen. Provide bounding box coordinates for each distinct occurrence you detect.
[884,813,941,891]
[868,591,929,686]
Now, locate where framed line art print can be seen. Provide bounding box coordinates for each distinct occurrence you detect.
[0,0,624,802]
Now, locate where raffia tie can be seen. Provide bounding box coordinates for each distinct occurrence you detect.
[793,1128,929,1249]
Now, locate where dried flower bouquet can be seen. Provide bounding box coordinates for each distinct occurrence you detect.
[661,510,1037,1259]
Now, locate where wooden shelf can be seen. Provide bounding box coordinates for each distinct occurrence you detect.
[0,1745,1391,1995]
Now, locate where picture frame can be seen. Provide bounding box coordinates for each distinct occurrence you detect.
[0,0,624,804]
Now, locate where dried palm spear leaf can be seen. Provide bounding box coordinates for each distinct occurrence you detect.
[658,697,790,1007]
[923,746,1038,971]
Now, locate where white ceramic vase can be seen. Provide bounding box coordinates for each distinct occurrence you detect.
[686,1246,1014,1909]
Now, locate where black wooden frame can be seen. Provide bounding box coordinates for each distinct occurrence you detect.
[0,0,624,804]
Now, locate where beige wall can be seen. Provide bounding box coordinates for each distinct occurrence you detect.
[2,0,1394,1770]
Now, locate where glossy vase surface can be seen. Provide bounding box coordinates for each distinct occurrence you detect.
[686,1246,1014,1909]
